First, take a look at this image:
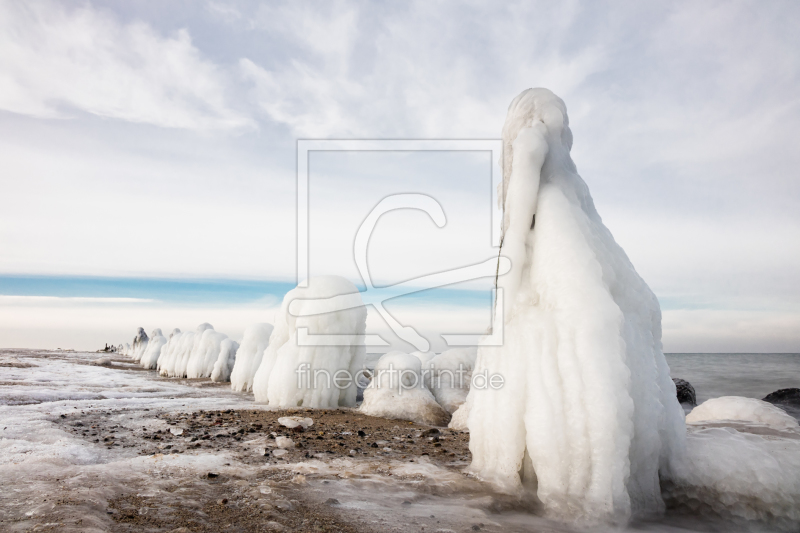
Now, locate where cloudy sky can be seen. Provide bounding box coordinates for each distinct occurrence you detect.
[1,0,799,352]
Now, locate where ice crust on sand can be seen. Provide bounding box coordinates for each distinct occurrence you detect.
[360,351,450,426]
[211,338,240,382]
[229,323,274,392]
[139,329,166,369]
[252,276,366,408]
[686,396,799,431]
[466,88,685,521]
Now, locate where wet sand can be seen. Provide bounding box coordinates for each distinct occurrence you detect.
[43,362,479,533]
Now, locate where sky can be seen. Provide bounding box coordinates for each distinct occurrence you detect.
[1,0,799,352]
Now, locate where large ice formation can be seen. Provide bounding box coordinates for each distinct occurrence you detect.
[211,338,240,382]
[229,323,274,392]
[185,327,229,379]
[686,396,799,431]
[156,328,182,376]
[157,324,213,378]
[360,351,450,426]
[252,276,366,408]
[131,327,149,361]
[665,427,800,528]
[465,88,685,522]
[139,328,166,369]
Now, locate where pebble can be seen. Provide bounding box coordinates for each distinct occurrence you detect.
[275,436,295,449]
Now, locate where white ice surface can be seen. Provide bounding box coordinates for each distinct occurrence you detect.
[185,327,229,379]
[360,351,450,426]
[253,276,366,408]
[428,347,477,415]
[0,349,264,530]
[130,327,149,362]
[229,323,274,392]
[686,396,800,431]
[210,337,240,382]
[139,328,166,369]
[665,425,800,529]
[466,88,686,522]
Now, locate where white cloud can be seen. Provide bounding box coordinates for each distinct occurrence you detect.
[240,1,606,137]
[0,0,252,130]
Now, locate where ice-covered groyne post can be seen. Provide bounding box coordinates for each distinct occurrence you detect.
[229,323,274,391]
[252,276,366,408]
[131,327,149,361]
[466,89,685,522]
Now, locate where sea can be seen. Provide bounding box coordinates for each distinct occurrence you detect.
[665,353,800,407]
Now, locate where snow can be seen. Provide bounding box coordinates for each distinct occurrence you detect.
[252,276,366,408]
[360,351,450,426]
[465,88,685,522]
[139,328,166,369]
[210,338,240,382]
[229,323,274,392]
[686,396,799,431]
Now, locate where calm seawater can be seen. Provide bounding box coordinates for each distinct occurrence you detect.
[665,353,800,404]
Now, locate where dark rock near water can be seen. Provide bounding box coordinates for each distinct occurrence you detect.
[672,378,696,406]
[762,388,800,406]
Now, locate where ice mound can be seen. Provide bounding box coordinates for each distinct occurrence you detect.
[360,351,450,426]
[229,323,274,392]
[157,324,213,378]
[186,326,229,379]
[465,88,685,521]
[210,338,240,382]
[252,276,366,408]
[131,327,149,361]
[139,328,166,370]
[156,328,182,376]
[664,427,800,529]
[427,347,477,414]
[686,396,799,431]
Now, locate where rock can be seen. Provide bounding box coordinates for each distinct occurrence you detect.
[672,378,696,406]
[357,430,366,437]
[325,498,340,505]
[207,472,219,478]
[93,357,112,367]
[763,388,800,405]
[763,388,800,420]
[420,428,440,437]
[277,416,313,430]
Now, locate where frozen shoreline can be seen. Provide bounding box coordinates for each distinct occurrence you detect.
[1,349,797,532]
